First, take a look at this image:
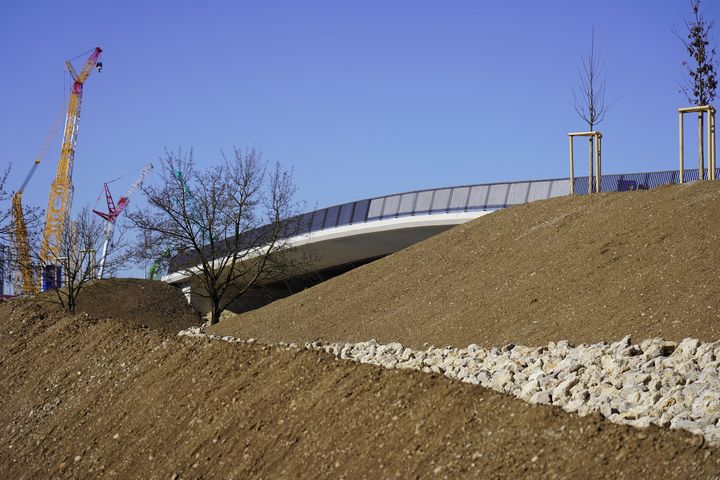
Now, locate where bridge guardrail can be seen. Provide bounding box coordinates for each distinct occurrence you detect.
[168,167,717,274]
[293,167,715,235]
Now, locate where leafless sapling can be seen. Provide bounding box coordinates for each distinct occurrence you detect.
[677,0,718,178]
[573,27,608,192]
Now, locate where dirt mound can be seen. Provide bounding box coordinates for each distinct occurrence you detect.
[0,301,718,479]
[210,182,720,349]
[37,278,200,335]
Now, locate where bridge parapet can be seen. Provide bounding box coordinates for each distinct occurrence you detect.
[293,167,713,236]
[167,166,716,279]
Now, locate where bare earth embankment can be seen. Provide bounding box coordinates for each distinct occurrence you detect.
[211,181,720,349]
[0,293,718,479]
[2,183,720,478]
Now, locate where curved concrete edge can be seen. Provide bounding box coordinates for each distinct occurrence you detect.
[162,210,496,286]
[290,210,494,247]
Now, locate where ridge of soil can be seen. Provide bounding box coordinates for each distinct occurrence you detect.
[211,182,720,349]
[36,278,200,335]
[0,300,718,479]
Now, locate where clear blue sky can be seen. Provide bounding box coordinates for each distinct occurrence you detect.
[1,0,718,218]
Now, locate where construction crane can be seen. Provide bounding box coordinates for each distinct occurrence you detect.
[11,113,64,295]
[12,161,40,294]
[93,163,153,277]
[40,47,102,289]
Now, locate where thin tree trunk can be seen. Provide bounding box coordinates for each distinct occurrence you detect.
[210,297,221,325]
[68,285,75,312]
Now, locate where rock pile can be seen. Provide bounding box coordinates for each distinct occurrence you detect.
[179,328,720,446]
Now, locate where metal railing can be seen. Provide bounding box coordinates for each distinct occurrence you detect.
[167,167,718,275]
[291,167,716,235]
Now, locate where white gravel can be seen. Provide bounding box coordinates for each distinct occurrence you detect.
[179,326,720,446]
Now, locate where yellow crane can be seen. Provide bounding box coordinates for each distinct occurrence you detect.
[12,161,41,294]
[39,47,102,289]
[11,112,64,294]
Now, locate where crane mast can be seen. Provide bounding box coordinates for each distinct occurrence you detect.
[40,47,102,276]
[12,160,41,294]
[12,194,34,294]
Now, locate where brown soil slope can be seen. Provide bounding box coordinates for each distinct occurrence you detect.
[211,182,720,348]
[38,278,200,334]
[75,278,201,334]
[1,300,718,479]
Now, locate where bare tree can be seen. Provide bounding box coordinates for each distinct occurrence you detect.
[573,28,608,131]
[0,164,12,242]
[30,207,130,312]
[573,28,609,192]
[678,0,718,106]
[129,147,304,325]
[676,0,718,179]
[0,165,13,294]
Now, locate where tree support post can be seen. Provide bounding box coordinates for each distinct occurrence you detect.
[569,136,575,194]
[678,105,716,183]
[568,131,603,194]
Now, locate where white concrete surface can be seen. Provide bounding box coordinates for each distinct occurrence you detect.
[163,210,496,296]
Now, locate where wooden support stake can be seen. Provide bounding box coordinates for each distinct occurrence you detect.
[588,136,594,193]
[569,136,575,194]
[595,134,602,193]
[699,112,705,181]
[679,112,685,184]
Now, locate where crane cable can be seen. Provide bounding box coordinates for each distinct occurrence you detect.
[106,163,149,185]
[35,104,65,164]
[68,48,97,62]
[16,90,66,195]
[93,164,151,209]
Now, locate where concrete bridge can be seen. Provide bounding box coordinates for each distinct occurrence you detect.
[163,167,702,313]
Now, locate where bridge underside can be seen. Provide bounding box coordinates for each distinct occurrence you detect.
[167,212,491,314]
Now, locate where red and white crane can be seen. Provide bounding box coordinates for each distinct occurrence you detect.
[93,163,152,277]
